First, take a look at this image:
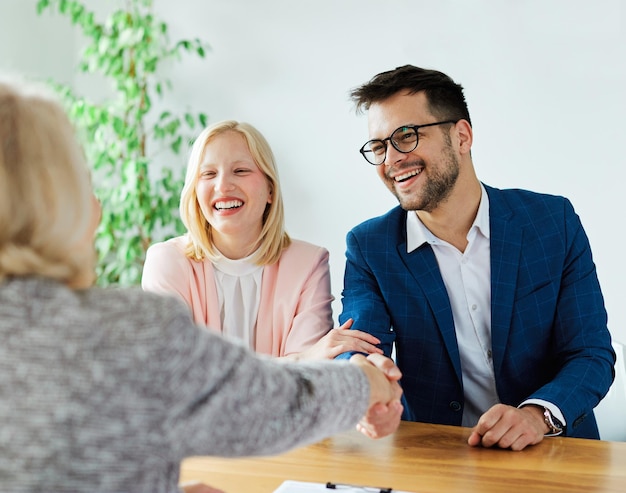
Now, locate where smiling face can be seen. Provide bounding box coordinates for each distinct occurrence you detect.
[195,130,272,258]
[368,91,460,212]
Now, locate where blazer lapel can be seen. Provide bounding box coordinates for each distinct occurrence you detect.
[255,262,278,356]
[202,261,223,332]
[398,240,463,384]
[485,185,522,375]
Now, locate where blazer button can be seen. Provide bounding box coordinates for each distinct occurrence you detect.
[449,401,462,412]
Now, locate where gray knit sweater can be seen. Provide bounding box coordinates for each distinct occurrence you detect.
[0,277,369,493]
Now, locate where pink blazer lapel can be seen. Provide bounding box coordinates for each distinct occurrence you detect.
[255,262,280,356]
[198,261,222,333]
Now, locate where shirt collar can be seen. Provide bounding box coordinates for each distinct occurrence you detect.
[406,183,490,253]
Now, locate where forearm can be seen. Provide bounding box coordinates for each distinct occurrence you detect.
[205,360,370,456]
[166,330,370,459]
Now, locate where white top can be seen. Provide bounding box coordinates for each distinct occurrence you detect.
[406,184,565,428]
[213,250,264,350]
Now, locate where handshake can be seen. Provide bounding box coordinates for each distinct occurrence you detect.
[349,353,404,439]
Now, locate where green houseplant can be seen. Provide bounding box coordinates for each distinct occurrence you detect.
[36,0,209,285]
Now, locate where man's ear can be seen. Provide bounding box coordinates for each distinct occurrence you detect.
[455,119,473,154]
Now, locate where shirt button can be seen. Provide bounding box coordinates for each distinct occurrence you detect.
[471,304,477,311]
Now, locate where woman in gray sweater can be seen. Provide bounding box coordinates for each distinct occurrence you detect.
[0,79,403,493]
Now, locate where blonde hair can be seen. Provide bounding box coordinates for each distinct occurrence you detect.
[0,76,96,285]
[180,120,290,265]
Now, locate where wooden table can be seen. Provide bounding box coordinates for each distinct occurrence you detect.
[180,421,626,492]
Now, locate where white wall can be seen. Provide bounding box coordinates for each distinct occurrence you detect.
[2,0,625,343]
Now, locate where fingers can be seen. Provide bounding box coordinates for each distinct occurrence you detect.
[357,400,403,439]
[334,319,381,345]
[468,405,515,449]
[295,322,384,361]
[328,328,381,346]
[349,353,368,366]
[366,353,402,380]
[467,430,482,447]
[350,354,403,405]
[467,404,545,451]
[470,404,503,442]
[335,328,381,345]
[322,329,383,357]
[325,319,383,356]
[362,353,402,402]
[337,318,354,330]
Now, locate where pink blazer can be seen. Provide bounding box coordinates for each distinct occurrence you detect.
[141,236,334,357]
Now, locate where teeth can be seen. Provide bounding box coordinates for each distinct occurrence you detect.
[395,169,422,182]
[215,200,243,210]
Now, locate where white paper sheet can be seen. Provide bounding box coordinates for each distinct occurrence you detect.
[273,480,416,493]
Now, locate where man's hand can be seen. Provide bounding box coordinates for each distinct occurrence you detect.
[467,404,548,451]
[356,400,404,439]
[350,353,403,439]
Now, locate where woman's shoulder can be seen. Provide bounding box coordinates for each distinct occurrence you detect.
[281,238,328,262]
[79,285,194,342]
[146,235,188,257]
[275,239,329,277]
[144,236,204,272]
[2,278,189,339]
[84,284,186,317]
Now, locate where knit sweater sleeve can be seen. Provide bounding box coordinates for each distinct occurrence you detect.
[143,294,370,459]
[0,279,371,492]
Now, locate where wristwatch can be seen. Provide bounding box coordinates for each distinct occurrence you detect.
[543,407,564,436]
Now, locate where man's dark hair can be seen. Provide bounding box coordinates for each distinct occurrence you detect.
[350,65,472,126]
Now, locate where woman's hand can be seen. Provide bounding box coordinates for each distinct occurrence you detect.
[294,319,383,361]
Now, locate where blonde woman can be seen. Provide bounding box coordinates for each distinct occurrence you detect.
[0,78,403,493]
[142,121,381,359]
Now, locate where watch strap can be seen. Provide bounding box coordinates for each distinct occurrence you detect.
[543,407,564,436]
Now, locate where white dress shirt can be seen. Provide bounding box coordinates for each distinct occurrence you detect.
[213,250,264,350]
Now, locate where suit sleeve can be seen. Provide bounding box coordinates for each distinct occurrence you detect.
[526,199,615,433]
[337,229,395,359]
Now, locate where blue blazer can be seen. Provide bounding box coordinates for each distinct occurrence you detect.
[339,185,615,438]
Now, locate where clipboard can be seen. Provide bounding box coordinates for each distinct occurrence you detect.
[273,480,417,493]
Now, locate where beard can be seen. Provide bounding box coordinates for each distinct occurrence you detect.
[389,143,460,212]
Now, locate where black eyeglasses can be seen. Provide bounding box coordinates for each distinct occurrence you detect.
[359,120,458,166]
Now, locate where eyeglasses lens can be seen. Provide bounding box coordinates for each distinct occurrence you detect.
[391,126,418,152]
[361,126,419,165]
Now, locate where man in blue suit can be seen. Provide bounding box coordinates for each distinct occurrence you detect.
[339,65,615,450]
